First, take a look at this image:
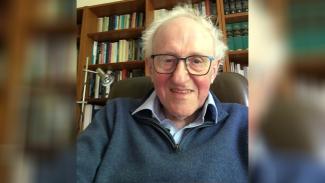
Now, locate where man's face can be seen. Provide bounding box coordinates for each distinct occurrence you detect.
[148,17,219,122]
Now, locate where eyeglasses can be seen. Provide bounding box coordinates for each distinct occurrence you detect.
[151,54,215,76]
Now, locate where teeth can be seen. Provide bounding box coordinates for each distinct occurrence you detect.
[171,89,191,94]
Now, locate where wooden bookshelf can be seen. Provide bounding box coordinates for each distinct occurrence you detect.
[225,12,248,23]
[148,0,202,10]
[289,56,325,79]
[86,98,107,105]
[88,61,145,71]
[218,0,249,73]
[76,0,148,132]
[88,28,144,42]
[28,23,78,36]
[228,50,248,65]
[1,0,76,181]
[89,0,145,17]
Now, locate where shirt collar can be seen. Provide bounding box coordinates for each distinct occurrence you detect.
[132,91,218,124]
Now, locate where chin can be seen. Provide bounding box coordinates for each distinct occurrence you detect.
[171,109,196,120]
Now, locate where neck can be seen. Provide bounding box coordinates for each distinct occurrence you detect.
[163,108,201,129]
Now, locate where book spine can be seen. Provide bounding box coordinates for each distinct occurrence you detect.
[242,0,248,12]
[92,41,98,64]
[242,22,248,50]
[97,17,103,32]
[229,0,236,14]
[235,0,243,13]
[232,23,243,50]
[226,24,235,51]
[94,74,100,99]
[205,0,211,16]
[224,0,230,15]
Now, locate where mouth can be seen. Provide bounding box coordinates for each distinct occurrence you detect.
[170,88,194,94]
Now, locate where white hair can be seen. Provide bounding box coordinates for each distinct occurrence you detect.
[142,5,227,62]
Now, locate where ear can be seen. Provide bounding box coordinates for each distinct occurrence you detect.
[210,60,220,83]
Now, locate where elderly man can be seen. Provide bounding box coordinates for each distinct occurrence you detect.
[77,5,247,183]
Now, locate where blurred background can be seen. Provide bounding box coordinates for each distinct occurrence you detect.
[0,0,76,182]
[250,0,325,182]
[0,0,325,182]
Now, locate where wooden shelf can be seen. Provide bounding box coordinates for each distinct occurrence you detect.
[89,0,145,17]
[225,12,248,23]
[150,0,202,9]
[88,61,145,71]
[24,79,76,95]
[289,58,325,79]
[29,23,77,36]
[228,50,248,65]
[86,98,107,105]
[88,28,144,42]
[77,8,83,24]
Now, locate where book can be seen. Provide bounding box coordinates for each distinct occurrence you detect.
[229,0,236,14]
[224,0,230,15]
[241,22,248,49]
[242,0,248,12]
[103,16,109,32]
[226,24,235,51]
[232,23,244,50]
[94,74,100,98]
[97,17,103,32]
[131,69,145,77]
[92,41,98,64]
[205,0,211,16]
[235,0,243,13]
[109,15,115,30]
[210,1,216,15]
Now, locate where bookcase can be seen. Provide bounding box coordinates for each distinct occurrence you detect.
[220,0,248,77]
[76,0,146,131]
[76,0,249,131]
[1,0,76,181]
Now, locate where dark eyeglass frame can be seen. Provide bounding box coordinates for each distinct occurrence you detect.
[150,54,216,76]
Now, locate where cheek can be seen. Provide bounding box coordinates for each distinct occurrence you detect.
[193,77,212,99]
[152,74,169,95]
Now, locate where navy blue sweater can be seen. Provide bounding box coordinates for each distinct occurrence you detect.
[77,94,248,183]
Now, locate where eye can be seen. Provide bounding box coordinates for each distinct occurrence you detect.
[160,55,177,64]
[190,57,205,64]
[163,58,176,63]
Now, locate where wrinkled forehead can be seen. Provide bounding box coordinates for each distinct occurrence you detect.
[152,17,214,54]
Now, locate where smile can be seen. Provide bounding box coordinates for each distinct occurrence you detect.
[170,88,193,94]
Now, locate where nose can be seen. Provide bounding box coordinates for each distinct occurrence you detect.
[171,59,190,84]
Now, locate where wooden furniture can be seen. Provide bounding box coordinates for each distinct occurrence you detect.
[1,0,77,181]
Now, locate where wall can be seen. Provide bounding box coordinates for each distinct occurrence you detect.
[77,0,122,8]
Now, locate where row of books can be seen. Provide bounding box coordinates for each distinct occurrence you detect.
[97,12,144,32]
[88,69,145,99]
[224,0,248,14]
[24,35,76,83]
[230,62,248,78]
[154,0,217,20]
[192,0,217,16]
[226,21,248,51]
[92,39,143,65]
[115,68,145,81]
